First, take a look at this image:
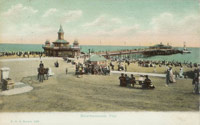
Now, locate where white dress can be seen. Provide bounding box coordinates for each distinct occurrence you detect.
[48,68,54,76]
[170,69,176,83]
[179,68,184,78]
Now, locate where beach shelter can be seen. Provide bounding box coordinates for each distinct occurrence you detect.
[88,54,107,66]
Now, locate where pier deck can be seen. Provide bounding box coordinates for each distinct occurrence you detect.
[93,48,182,58]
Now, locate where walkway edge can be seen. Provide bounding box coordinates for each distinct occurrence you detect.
[111,71,166,77]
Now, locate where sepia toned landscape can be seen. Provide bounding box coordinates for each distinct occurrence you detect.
[0,57,199,111]
[0,0,199,124]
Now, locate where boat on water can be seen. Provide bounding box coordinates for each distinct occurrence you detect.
[182,42,191,53]
[182,48,191,53]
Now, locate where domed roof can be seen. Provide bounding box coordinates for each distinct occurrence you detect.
[45,40,50,44]
[73,40,79,45]
[54,39,69,44]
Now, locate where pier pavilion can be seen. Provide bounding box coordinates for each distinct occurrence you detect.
[43,25,80,57]
[149,42,172,49]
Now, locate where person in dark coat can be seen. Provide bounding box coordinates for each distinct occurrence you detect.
[111,64,114,70]
[54,61,59,67]
[39,61,44,68]
[193,71,200,94]
[130,74,136,87]
[166,68,170,86]
[125,74,130,86]
[127,61,130,66]
[119,73,126,87]
[143,75,155,89]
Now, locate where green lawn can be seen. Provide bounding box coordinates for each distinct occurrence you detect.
[0,73,198,112]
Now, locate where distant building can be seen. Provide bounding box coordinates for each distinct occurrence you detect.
[43,25,80,57]
[149,42,172,49]
[88,54,107,66]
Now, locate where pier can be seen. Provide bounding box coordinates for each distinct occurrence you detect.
[94,48,182,59]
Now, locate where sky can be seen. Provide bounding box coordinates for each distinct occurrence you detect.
[0,0,199,47]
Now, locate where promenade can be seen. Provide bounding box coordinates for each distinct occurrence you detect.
[111,71,166,78]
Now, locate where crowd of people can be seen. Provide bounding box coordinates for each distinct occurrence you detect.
[110,56,199,69]
[111,57,199,93]
[136,59,198,69]
[109,61,128,72]
[108,57,200,80]
[0,51,44,58]
[118,73,155,89]
[75,62,110,76]
[31,55,199,94]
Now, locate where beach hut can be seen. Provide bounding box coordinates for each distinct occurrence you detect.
[88,54,107,66]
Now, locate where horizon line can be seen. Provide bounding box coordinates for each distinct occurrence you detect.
[0,42,200,48]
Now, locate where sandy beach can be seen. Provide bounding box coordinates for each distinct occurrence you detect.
[0,57,199,112]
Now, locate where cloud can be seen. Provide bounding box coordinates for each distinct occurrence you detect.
[114,25,139,35]
[150,12,200,35]
[1,3,38,24]
[80,12,200,46]
[83,15,121,27]
[5,23,55,38]
[2,4,38,17]
[81,15,139,38]
[0,23,56,44]
[42,8,58,17]
[20,24,54,34]
[131,12,200,46]
[62,10,82,22]
[180,14,200,34]
[82,15,123,37]
[151,12,174,32]
[95,24,140,37]
[199,0,200,8]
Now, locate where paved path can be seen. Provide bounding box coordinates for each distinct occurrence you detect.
[111,71,166,78]
[0,82,33,96]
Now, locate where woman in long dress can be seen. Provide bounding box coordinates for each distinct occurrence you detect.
[169,67,176,83]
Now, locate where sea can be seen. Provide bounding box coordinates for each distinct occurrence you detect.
[0,43,199,63]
